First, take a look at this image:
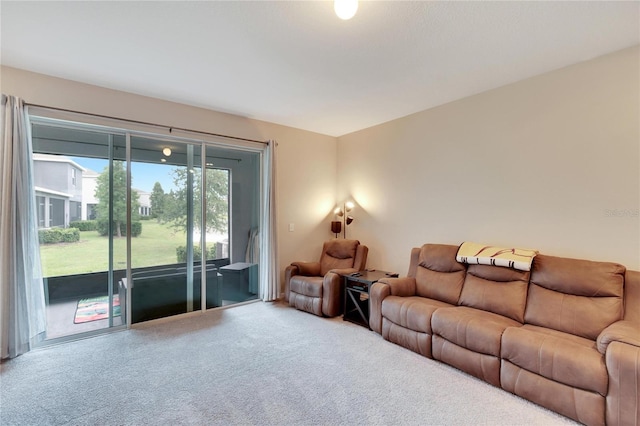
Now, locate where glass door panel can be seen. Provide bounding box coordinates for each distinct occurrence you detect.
[31,121,126,339]
[129,136,201,322]
[207,145,260,306]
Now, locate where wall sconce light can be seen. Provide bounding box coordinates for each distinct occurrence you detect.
[331,201,355,238]
[162,147,172,157]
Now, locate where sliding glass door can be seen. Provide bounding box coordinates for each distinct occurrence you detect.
[128,137,204,322]
[30,112,263,338]
[32,122,127,339]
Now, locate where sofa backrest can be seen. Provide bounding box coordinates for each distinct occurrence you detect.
[414,244,466,305]
[525,254,626,340]
[458,264,530,323]
[319,239,362,276]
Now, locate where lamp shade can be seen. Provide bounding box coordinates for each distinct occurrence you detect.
[331,221,342,234]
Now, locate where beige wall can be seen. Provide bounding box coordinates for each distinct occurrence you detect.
[3,45,639,293]
[337,46,640,274]
[0,66,338,292]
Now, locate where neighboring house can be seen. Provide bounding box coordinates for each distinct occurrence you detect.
[34,156,153,228]
[33,153,84,228]
[134,189,152,217]
[81,168,99,220]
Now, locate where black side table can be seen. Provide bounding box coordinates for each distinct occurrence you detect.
[343,270,396,329]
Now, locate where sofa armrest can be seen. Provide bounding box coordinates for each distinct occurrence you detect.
[328,268,358,276]
[377,276,417,297]
[321,271,344,317]
[283,265,300,302]
[369,277,417,334]
[369,282,391,334]
[605,341,640,425]
[597,320,640,354]
[291,261,321,276]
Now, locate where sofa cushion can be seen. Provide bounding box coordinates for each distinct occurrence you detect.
[381,296,452,334]
[431,306,521,357]
[382,319,432,358]
[501,324,608,396]
[289,276,323,298]
[289,292,322,316]
[432,335,502,387]
[501,361,605,426]
[525,254,625,340]
[458,264,530,323]
[414,244,466,305]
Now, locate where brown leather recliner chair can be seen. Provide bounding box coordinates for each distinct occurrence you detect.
[285,239,368,317]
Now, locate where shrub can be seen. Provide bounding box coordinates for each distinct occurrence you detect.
[62,228,80,242]
[69,220,97,231]
[96,219,142,237]
[38,228,80,244]
[130,221,142,237]
[39,228,61,244]
[176,245,217,263]
[96,220,108,236]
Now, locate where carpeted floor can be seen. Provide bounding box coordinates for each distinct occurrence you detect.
[1,301,578,425]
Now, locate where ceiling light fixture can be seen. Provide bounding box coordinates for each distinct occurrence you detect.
[162,147,172,156]
[334,0,358,20]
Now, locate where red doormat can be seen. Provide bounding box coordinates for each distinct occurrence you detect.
[74,295,121,324]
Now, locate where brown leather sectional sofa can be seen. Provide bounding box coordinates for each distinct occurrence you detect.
[369,243,640,426]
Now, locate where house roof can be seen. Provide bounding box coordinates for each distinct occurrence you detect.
[33,153,87,171]
[1,1,638,137]
[34,186,73,199]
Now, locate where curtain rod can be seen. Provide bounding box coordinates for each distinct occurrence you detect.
[26,103,269,145]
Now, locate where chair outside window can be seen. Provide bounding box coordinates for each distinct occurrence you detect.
[284,239,368,317]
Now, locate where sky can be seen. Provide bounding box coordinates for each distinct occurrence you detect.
[72,157,178,194]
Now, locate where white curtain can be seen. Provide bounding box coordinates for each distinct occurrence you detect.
[245,227,259,264]
[0,95,47,359]
[259,140,278,301]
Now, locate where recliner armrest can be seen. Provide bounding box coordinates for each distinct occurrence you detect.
[377,276,417,297]
[291,261,321,276]
[369,277,417,334]
[597,320,640,354]
[328,268,358,276]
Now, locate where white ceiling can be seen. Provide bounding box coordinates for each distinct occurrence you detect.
[1,1,639,137]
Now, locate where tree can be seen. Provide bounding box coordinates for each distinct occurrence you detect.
[167,168,229,235]
[94,161,140,237]
[150,182,165,221]
[162,190,180,225]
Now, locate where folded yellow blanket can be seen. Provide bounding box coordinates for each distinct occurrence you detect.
[456,242,538,271]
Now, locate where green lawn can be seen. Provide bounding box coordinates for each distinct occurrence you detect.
[40,222,191,277]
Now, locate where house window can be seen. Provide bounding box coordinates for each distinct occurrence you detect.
[37,196,45,228]
[70,201,82,223]
[50,198,65,227]
[71,168,77,187]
